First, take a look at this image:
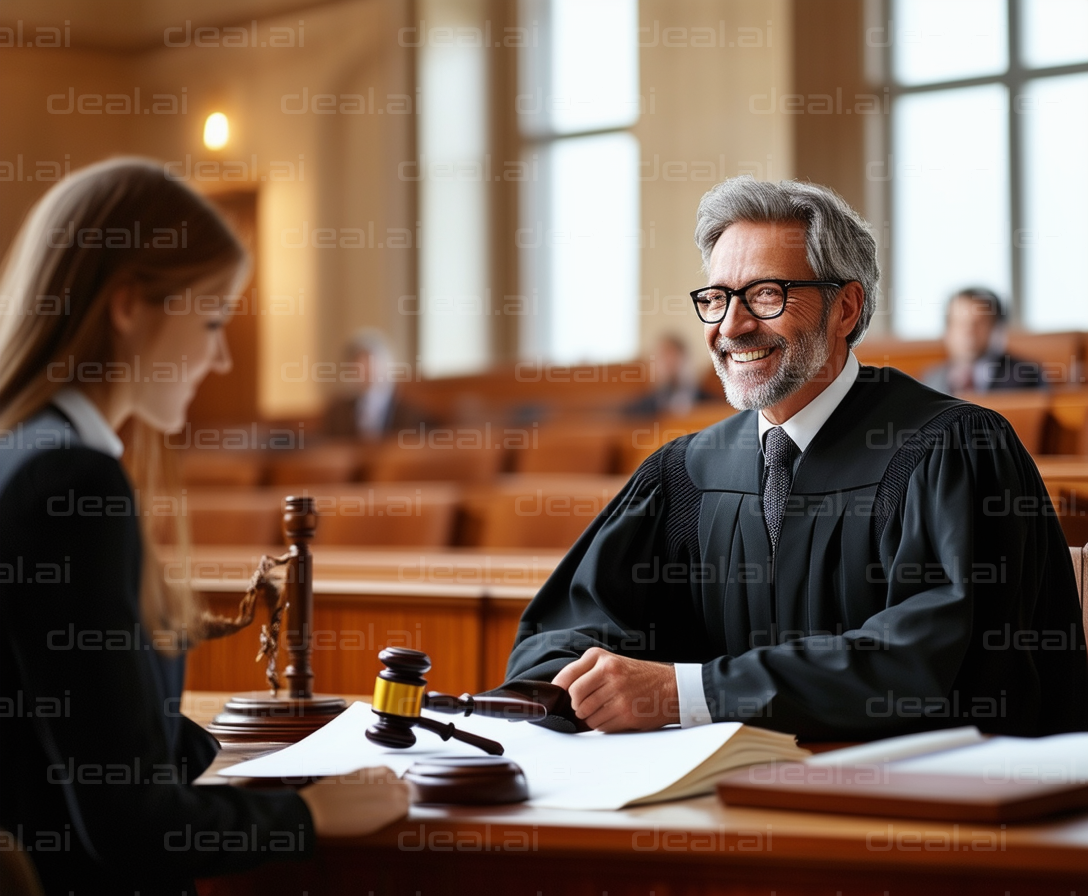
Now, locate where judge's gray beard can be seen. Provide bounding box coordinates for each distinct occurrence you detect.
[711,325,831,411]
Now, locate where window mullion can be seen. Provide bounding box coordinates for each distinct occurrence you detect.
[1007,0,1025,327]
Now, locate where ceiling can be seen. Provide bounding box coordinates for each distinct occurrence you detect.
[0,0,352,51]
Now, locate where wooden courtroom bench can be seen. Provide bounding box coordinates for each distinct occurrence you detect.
[456,474,627,549]
[618,403,736,473]
[853,336,946,378]
[509,420,622,475]
[179,448,266,488]
[184,484,464,547]
[1007,330,1085,384]
[853,330,1086,385]
[398,362,655,423]
[1073,543,1088,640]
[959,389,1051,453]
[1048,388,1088,454]
[365,439,509,482]
[264,441,362,486]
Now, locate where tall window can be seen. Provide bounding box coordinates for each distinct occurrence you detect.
[886,0,1088,337]
[517,0,641,364]
[417,0,491,378]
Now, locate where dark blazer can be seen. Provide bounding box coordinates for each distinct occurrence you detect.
[0,409,313,896]
[922,352,1046,394]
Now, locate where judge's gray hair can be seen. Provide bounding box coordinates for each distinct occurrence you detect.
[694,177,879,348]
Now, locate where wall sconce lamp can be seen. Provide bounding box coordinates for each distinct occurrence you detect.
[203,112,229,150]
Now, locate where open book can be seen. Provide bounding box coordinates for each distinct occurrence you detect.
[221,701,809,810]
[720,727,1088,821]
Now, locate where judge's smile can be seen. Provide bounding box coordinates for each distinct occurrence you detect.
[729,346,775,364]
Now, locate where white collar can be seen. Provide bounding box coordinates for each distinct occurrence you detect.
[758,352,860,453]
[51,388,125,459]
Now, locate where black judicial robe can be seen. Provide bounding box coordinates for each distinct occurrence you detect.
[506,367,1088,739]
[0,409,313,895]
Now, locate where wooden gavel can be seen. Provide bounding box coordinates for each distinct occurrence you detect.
[365,647,548,756]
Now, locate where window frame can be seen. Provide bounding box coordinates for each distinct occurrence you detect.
[516,0,642,364]
[882,0,1088,331]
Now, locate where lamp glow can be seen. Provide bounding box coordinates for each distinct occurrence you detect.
[203,112,229,150]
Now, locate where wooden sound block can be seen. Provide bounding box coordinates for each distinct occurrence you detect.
[404,756,529,805]
[207,691,347,743]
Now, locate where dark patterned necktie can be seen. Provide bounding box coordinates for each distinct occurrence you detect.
[762,426,797,555]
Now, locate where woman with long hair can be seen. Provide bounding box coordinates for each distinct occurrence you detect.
[0,158,405,895]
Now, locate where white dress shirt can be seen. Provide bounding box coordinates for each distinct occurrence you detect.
[674,352,861,727]
[51,388,125,459]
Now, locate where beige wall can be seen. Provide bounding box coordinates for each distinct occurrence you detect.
[134,0,415,416]
[0,0,414,418]
[791,0,891,337]
[635,0,794,369]
[2,0,804,413]
[0,48,136,249]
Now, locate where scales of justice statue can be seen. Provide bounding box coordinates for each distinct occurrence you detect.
[201,496,581,801]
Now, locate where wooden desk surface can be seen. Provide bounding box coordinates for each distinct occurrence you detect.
[188,692,1088,896]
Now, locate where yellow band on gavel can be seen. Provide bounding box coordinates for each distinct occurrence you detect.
[372,677,424,717]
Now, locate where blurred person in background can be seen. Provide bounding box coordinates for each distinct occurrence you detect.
[624,332,714,417]
[922,288,1045,394]
[0,159,406,896]
[324,327,428,439]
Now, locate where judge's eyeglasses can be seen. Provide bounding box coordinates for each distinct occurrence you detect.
[690,279,847,324]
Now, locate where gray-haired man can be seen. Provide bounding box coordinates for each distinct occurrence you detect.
[507,177,1088,740]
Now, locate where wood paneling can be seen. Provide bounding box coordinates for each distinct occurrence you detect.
[791,0,868,215]
[481,599,530,690]
[187,190,261,425]
[185,590,521,696]
[180,547,551,695]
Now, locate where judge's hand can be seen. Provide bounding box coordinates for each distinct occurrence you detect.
[551,647,679,732]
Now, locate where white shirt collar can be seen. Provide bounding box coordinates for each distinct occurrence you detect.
[51,388,125,459]
[757,352,860,453]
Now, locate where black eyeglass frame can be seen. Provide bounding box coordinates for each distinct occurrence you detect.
[689,278,849,324]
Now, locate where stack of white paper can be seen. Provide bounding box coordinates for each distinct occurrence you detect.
[890,733,1088,782]
[220,701,808,810]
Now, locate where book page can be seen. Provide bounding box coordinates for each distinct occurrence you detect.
[890,733,1088,783]
[221,701,805,809]
[805,727,985,767]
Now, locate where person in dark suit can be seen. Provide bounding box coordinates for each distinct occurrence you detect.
[323,328,429,439]
[0,159,406,896]
[922,288,1045,394]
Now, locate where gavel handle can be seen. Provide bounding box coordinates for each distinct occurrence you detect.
[415,716,504,756]
[423,691,547,721]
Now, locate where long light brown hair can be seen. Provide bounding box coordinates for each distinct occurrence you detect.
[0,157,248,652]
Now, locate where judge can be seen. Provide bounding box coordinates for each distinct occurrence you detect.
[506,177,1088,740]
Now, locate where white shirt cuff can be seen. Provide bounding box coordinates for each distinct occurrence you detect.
[674,663,713,727]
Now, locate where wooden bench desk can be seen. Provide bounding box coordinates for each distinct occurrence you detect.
[186,691,1088,896]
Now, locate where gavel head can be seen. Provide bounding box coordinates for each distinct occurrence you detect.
[365,647,433,749]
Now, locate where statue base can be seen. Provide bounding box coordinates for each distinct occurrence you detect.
[207,691,347,743]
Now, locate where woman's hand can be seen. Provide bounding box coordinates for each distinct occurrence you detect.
[300,766,409,837]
